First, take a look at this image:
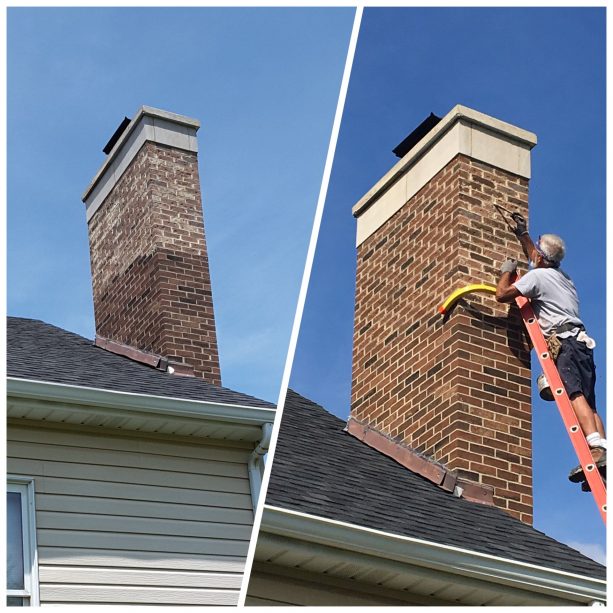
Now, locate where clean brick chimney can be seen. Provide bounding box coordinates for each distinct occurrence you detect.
[82,106,221,385]
[347,105,537,524]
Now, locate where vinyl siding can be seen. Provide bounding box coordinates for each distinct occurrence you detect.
[8,422,254,606]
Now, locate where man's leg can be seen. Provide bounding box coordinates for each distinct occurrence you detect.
[568,393,606,483]
[570,393,599,438]
[594,413,606,440]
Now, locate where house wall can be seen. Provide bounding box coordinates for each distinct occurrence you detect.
[8,420,254,605]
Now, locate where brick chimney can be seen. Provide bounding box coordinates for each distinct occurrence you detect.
[348,105,537,523]
[82,106,221,385]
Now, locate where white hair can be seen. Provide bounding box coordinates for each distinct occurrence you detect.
[539,233,566,264]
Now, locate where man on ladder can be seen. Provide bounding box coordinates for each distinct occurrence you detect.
[494,214,606,488]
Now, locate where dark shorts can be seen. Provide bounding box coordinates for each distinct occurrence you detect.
[556,335,597,410]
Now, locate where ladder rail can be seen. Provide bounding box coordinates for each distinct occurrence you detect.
[515,295,607,524]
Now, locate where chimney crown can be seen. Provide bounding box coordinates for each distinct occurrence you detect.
[352,104,537,246]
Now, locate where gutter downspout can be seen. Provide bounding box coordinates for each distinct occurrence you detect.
[248,422,273,509]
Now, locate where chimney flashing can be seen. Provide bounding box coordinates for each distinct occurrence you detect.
[95,336,196,378]
[95,335,163,368]
[82,106,200,221]
[346,417,494,506]
[352,105,537,246]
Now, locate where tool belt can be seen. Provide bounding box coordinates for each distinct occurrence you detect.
[545,323,585,362]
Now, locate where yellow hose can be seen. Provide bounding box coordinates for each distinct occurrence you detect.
[438,283,497,315]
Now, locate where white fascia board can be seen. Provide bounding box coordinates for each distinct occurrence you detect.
[261,505,605,603]
[7,377,275,428]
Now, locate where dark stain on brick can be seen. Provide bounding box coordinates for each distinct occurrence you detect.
[484,384,508,397]
[364,355,378,368]
[427,363,442,378]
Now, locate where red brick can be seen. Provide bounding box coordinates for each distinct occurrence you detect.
[88,141,221,384]
[350,154,533,524]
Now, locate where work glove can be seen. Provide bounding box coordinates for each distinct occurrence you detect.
[511,213,528,238]
[500,258,517,275]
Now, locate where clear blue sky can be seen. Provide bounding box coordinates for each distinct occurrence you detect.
[290,7,606,563]
[7,7,354,403]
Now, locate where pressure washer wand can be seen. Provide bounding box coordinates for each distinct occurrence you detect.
[493,202,525,233]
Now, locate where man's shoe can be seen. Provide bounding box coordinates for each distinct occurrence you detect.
[568,447,606,483]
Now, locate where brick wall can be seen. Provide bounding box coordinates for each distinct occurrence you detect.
[88,140,221,385]
[351,153,532,523]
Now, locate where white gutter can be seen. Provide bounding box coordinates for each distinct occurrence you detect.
[7,377,275,427]
[261,505,606,604]
[248,423,273,509]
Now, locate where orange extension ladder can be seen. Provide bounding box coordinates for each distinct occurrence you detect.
[439,284,607,524]
[514,293,607,524]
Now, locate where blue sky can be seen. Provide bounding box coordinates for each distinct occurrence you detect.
[7,7,354,403]
[289,7,606,562]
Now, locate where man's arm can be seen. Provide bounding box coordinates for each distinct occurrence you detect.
[511,213,537,262]
[518,233,537,263]
[496,272,521,303]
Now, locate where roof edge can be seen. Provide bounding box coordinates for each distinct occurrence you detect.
[260,505,606,604]
[7,377,275,429]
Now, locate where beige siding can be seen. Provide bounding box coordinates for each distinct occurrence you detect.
[8,422,254,606]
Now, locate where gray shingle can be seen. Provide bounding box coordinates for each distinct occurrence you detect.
[266,389,605,580]
[7,317,275,409]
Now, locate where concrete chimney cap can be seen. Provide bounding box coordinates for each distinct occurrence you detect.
[137,105,200,130]
[350,104,538,246]
[82,105,201,209]
[352,104,537,221]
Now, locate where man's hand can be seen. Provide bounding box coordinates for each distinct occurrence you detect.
[496,258,522,303]
[511,213,528,238]
[500,258,517,275]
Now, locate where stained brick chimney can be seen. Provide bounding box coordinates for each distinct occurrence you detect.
[348,105,537,523]
[82,106,221,385]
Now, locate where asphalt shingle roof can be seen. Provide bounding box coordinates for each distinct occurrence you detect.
[266,389,606,580]
[7,317,275,409]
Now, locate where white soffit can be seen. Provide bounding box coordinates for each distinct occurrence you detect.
[257,505,605,606]
[82,106,200,222]
[352,105,538,246]
[7,377,275,443]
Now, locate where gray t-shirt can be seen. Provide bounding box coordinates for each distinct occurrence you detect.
[513,267,583,337]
